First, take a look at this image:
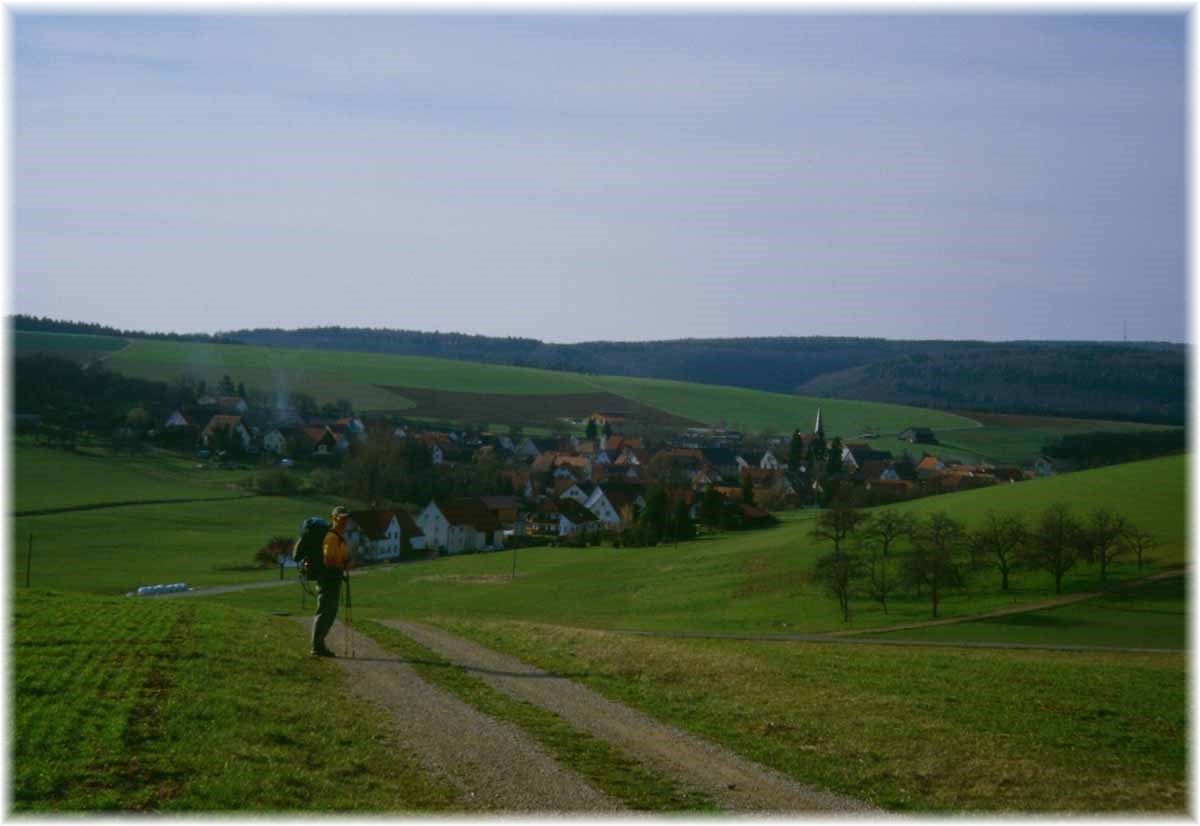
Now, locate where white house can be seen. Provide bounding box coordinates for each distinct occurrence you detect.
[416,500,505,554]
[556,499,602,536]
[346,509,424,562]
[559,482,595,506]
[584,486,644,530]
[760,451,782,470]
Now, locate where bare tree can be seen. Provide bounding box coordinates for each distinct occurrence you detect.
[813,551,865,623]
[1078,507,1130,582]
[866,551,899,614]
[905,512,966,618]
[1121,524,1159,571]
[811,502,868,557]
[859,511,915,559]
[968,512,1027,591]
[1023,503,1083,595]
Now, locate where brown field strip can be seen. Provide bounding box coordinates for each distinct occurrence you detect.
[373,385,703,427]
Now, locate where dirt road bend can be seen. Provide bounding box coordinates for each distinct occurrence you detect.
[381,619,880,814]
[309,619,622,813]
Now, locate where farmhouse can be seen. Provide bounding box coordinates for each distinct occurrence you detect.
[201,414,251,450]
[417,499,505,554]
[901,426,937,444]
[345,509,425,562]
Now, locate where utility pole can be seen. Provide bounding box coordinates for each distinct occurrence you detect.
[25,533,32,588]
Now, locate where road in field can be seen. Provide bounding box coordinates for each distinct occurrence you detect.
[380,619,879,814]
[314,619,623,813]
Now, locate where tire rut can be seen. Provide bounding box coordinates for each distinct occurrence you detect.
[381,618,880,815]
[298,618,622,814]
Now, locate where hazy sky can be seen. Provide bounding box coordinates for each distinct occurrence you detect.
[14,13,1187,343]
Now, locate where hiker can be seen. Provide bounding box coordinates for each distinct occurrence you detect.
[294,505,352,657]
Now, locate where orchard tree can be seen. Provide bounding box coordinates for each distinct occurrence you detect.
[858,511,915,559]
[1121,524,1158,571]
[813,550,865,623]
[1078,507,1129,582]
[968,511,1027,591]
[906,512,966,618]
[810,502,867,557]
[1024,503,1083,595]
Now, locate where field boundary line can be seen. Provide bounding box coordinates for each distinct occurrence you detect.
[14,493,259,518]
[605,628,1182,655]
[824,566,1187,637]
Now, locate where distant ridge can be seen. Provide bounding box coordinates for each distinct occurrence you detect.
[10,316,1186,424]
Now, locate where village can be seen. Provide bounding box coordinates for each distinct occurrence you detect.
[151,382,1051,565]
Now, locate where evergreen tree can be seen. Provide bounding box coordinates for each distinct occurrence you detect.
[585,418,598,441]
[218,374,236,395]
[602,421,613,439]
[236,381,247,399]
[826,437,843,476]
[741,474,755,505]
[788,430,805,468]
[673,498,696,542]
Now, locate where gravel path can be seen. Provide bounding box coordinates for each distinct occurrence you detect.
[308,619,623,814]
[381,619,879,815]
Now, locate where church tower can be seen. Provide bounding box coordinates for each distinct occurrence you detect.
[813,407,825,439]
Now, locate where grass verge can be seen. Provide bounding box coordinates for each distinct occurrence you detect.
[357,618,716,812]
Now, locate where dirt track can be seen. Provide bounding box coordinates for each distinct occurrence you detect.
[315,619,622,813]
[381,619,879,814]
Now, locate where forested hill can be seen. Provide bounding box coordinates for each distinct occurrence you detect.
[220,326,1186,424]
[10,317,1187,424]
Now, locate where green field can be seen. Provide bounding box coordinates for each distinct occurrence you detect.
[427,618,1185,812]
[210,455,1187,638]
[10,437,1190,813]
[12,442,253,514]
[12,589,458,811]
[13,330,129,361]
[872,575,1186,650]
[93,336,975,437]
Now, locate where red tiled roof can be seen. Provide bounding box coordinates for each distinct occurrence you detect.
[349,509,397,541]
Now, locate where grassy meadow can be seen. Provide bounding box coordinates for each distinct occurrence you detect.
[12,441,253,514]
[13,330,129,361]
[874,574,1186,649]
[427,618,1185,812]
[211,455,1187,638]
[12,589,459,812]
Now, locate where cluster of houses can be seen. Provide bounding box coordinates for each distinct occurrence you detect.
[168,399,1047,560]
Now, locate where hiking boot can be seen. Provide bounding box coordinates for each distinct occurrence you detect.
[310,647,337,658]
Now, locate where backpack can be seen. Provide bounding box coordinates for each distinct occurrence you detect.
[293,517,331,579]
[323,519,350,571]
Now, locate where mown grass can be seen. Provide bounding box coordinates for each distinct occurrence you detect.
[12,492,353,594]
[212,456,1186,642]
[12,589,459,812]
[12,441,253,514]
[873,575,1187,649]
[358,619,716,812]
[430,618,1186,813]
[13,330,129,360]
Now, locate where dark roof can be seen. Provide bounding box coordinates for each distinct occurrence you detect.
[394,509,424,538]
[701,447,739,466]
[481,496,520,511]
[557,499,599,524]
[436,499,503,532]
[349,509,398,541]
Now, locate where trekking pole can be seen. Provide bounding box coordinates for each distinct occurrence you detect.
[342,570,353,658]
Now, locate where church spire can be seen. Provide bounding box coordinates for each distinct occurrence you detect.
[813,407,824,437]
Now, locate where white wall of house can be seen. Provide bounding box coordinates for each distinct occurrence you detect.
[559,484,589,505]
[760,451,781,470]
[584,491,622,529]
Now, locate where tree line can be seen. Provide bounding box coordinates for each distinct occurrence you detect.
[810,503,1160,622]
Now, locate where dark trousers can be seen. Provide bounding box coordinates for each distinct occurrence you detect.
[311,574,342,652]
